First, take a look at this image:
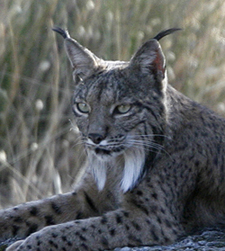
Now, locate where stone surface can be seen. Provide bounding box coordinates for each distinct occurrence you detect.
[113,229,225,251]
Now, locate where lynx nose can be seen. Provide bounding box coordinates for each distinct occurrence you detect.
[88,133,105,144]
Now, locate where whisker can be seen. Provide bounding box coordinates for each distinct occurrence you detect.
[125,139,171,158]
[128,142,164,151]
[128,134,170,140]
[127,138,164,146]
[71,141,84,149]
[77,133,172,160]
[129,144,161,155]
[129,143,171,159]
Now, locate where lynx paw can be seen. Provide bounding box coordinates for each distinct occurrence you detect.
[6,226,59,251]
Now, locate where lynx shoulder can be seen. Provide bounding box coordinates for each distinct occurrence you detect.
[1,28,225,251]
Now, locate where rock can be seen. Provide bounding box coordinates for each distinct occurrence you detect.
[113,229,225,251]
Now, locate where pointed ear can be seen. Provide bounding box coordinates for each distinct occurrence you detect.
[129,39,166,82]
[65,38,101,81]
[53,27,100,82]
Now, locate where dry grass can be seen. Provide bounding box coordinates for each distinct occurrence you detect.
[0,0,225,208]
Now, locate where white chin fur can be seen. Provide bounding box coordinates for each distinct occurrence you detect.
[121,147,145,192]
[91,156,107,191]
[88,147,145,193]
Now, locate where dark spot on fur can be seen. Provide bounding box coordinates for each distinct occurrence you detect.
[26,223,38,236]
[160,207,166,215]
[151,193,158,200]
[62,236,67,242]
[149,205,158,214]
[101,215,108,224]
[65,225,73,229]
[84,192,98,213]
[157,217,162,224]
[49,240,53,245]
[37,240,42,246]
[122,211,130,218]
[164,236,170,243]
[29,206,38,216]
[81,243,88,249]
[13,216,23,223]
[49,240,58,248]
[165,219,172,228]
[174,179,178,187]
[12,225,20,236]
[52,233,58,238]
[213,157,218,166]
[128,234,142,244]
[110,229,115,236]
[67,241,72,246]
[130,199,149,215]
[138,204,149,215]
[173,228,179,236]
[80,235,86,241]
[116,214,123,224]
[136,190,143,196]
[101,237,109,247]
[132,221,141,231]
[44,215,55,225]
[146,219,151,225]
[151,228,159,241]
[51,202,62,215]
[76,211,84,220]
[195,160,200,167]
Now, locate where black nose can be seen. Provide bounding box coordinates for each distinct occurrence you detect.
[88,133,105,144]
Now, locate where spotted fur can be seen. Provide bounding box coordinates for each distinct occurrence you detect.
[1,28,225,251]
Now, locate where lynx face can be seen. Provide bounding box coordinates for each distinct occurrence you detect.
[73,70,160,155]
[67,38,168,192]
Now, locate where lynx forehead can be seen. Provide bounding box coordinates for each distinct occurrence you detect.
[1,27,225,251]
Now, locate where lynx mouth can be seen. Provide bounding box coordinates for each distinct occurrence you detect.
[95,148,111,155]
[93,146,126,158]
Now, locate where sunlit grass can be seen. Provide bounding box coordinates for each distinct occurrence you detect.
[0,0,225,208]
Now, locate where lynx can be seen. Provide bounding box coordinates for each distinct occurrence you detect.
[1,27,225,251]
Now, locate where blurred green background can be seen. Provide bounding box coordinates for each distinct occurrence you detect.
[0,0,225,208]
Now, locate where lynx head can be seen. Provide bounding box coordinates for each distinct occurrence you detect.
[53,27,179,192]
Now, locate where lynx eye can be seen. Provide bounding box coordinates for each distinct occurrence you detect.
[116,104,131,114]
[76,102,90,114]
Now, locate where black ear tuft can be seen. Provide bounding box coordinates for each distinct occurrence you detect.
[153,28,181,41]
[52,27,101,82]
[52,27,70,39]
